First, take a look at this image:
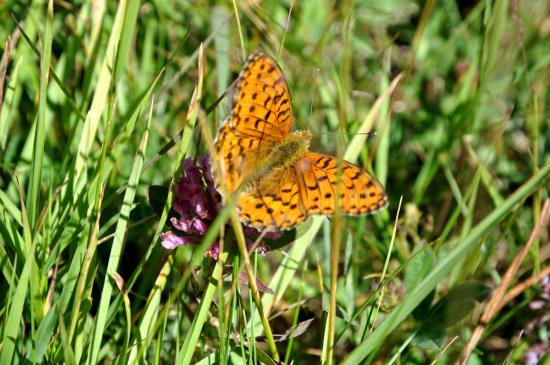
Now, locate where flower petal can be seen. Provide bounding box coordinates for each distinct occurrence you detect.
[160,231,197,249]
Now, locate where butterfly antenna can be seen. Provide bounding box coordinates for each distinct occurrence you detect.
[315,131,378,137]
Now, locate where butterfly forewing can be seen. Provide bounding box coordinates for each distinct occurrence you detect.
[230,52,293,141]
[214,52,294,195]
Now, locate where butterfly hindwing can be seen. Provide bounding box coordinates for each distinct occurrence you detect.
[237,169,306,231]
[296,153,388,216]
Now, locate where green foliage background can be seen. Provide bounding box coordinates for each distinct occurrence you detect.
[0,0,548,364]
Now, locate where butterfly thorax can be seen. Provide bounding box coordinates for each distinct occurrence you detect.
[264,130,312,171]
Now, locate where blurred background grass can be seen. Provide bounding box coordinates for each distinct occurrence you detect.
[0,0,549,364]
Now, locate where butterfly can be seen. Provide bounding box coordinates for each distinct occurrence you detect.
[213,51,388,232]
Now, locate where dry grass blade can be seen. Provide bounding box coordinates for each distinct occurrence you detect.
[459,199,550,364]
[501,265,550,310]
[0,31,19,113]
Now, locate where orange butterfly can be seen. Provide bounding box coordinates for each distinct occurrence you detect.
[213,51,388,231]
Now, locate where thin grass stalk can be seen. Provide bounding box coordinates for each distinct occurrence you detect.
[177,251,230,365]
[284,259,305,364]
[369,197,402,336]
[231,0,246,61]
[231,213,279,361]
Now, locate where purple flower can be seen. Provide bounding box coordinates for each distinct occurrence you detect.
[524,343,549,365]
[160,231,197,249]
[522,276,550,364]
[158,156,273,258]
[529,276,550,311]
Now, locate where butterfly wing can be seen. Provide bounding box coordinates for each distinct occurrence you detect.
[230,51,293,140]
[237,169,307,231]
[214,51,293,194]
[214,122,262,193]
[294,152,388,216]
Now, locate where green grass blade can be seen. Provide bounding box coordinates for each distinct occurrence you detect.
[0,244,35,364]
[26,0,52,230]
[127,258,172,364]
[89,97,152,364]
[344,73,403,162]
[212,6,231,113]
[0,58,21,149]
[113,0,140,83]
[28,243,87,363]
[176,252,229,365]
[72,0,128,182]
